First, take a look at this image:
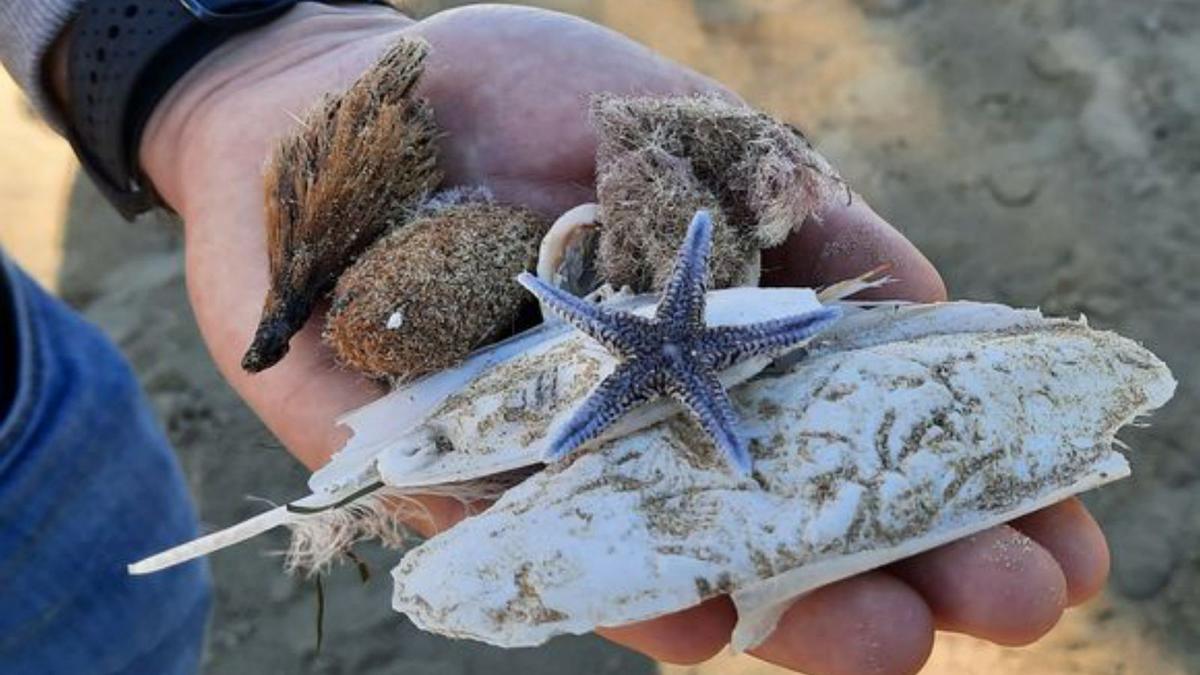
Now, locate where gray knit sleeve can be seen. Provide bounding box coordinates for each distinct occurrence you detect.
[0,0,83,131]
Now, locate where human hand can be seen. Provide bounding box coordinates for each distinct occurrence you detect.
[135,4,1109,673]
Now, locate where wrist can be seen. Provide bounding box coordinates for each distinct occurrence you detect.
[139,3,410,217]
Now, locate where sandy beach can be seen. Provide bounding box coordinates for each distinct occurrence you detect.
[2,1,1197,673]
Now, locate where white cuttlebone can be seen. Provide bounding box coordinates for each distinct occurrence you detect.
[322,286,825,492]
[389,306,1175,651]
[310,319,571,496]
[814,301,1046,354]
[128,286,826,574]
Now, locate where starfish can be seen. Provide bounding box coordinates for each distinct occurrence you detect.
[517,210,842,474]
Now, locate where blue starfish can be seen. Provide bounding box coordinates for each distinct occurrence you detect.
[517,210,842,475]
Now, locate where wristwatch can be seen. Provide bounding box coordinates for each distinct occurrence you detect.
[63,0,382,219]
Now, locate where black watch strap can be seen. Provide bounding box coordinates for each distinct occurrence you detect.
[64,0,314,219]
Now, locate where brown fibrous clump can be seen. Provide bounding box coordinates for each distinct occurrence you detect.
[594,147,752,290]
[324,203,550,382]
[242,38,442,373]
[591,94,847,292]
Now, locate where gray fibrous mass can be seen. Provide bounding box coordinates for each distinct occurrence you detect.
[592,94,846,291]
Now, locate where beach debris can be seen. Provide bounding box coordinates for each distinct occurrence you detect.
[128,37,1176,657]
[596,141,744,290]
[240,42,850,381]
[242,38,441,373]
[132,209,1173,654]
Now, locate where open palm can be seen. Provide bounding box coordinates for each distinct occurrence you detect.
[138,4,1110,674]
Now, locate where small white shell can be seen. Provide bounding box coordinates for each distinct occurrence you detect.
[537,203,600,286]
[389,303,1174,651]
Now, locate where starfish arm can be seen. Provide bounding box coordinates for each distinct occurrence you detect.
[543,359,660,463]
[656,210,715,330]
[517,272,650,356]
[701,305,843,370]
[668,364,753,475]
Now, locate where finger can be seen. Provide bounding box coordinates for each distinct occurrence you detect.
[890,525,1068,646]
[760,195,947,304]
[597,596,735,665]
[396,494,486,539]
[750,571,934,675]
[1011,498,1110,606]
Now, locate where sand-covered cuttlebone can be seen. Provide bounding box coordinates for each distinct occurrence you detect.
[312,286,827,495]
[391,302,1175,651]
[126,286,832,576]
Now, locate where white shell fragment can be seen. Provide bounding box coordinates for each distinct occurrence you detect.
[389,302,1174,651]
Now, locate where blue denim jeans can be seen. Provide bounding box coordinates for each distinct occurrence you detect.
[0,254,211,674]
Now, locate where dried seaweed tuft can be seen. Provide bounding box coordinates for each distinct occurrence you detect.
[591,94,846,291]
[595,146,751,290]
[242,38,442,373]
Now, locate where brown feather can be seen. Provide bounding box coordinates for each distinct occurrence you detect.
[242,38,442,373]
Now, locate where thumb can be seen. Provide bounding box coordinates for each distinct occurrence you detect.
[760,194,948,303]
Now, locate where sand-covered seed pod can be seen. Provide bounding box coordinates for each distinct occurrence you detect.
[242,38,442,374]
[592,94,846,250]
[595,147,756,291]
[324,203,550,381]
